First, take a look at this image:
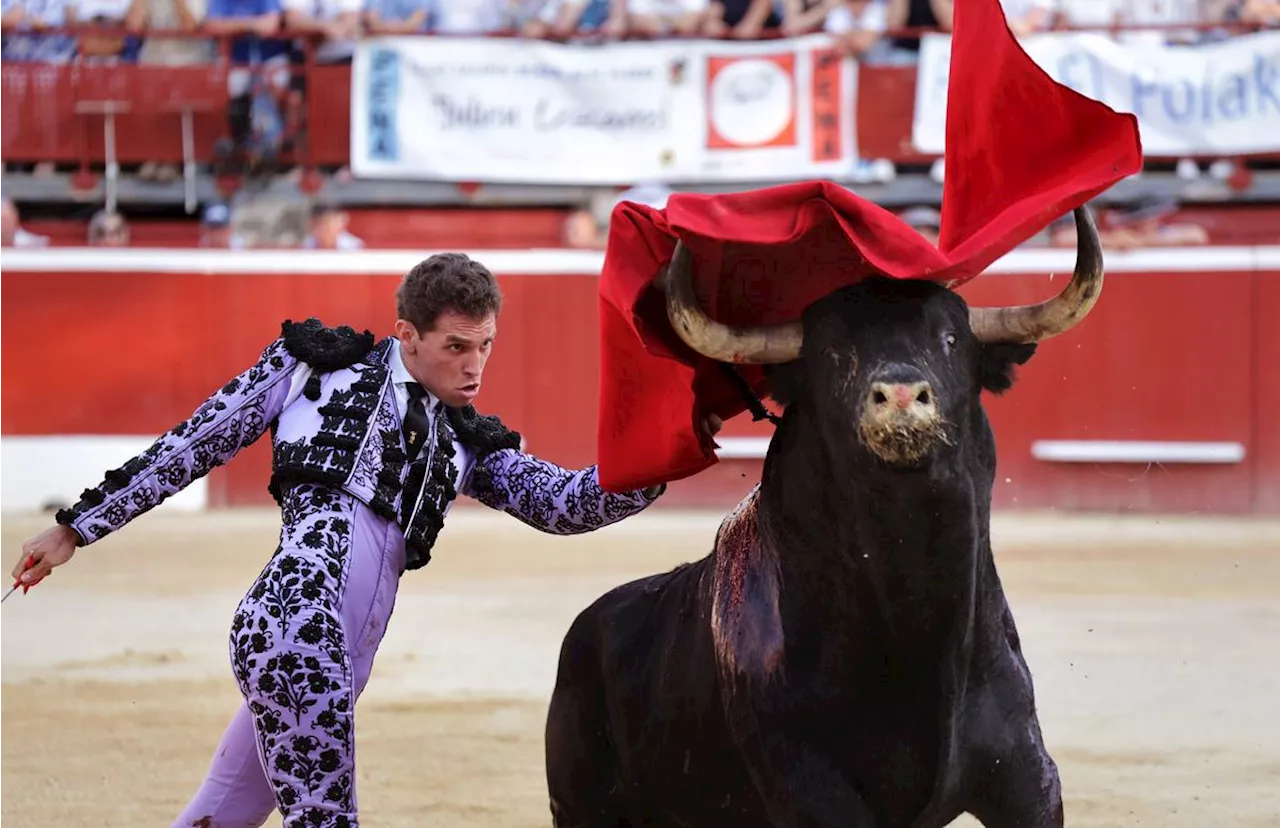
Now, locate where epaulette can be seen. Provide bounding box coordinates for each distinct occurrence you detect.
[446,405,523,456]
[280,318,377,373]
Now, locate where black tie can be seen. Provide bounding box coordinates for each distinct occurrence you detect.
[403,382,432,463]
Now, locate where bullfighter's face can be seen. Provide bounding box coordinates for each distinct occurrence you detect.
[774,277,1034,472]
[396,311,497,408]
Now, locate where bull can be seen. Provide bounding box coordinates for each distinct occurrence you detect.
[544,208,1105,827]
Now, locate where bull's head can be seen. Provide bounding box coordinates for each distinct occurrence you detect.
[659,207,1103,471]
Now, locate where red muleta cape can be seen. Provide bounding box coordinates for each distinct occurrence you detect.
[596,0,1144,493]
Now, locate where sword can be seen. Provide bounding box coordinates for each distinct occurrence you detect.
[2,554,37,603]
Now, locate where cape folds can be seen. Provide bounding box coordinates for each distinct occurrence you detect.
[595,0,1143,493]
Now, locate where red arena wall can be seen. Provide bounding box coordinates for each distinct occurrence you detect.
[3,246,1278,515]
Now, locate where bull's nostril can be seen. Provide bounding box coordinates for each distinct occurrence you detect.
[872,390,888,405]
[917,389,931,406]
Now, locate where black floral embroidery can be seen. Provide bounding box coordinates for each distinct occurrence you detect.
[268,342,392,506]
[280,318,376,373]
[56,338,296,544]
[468,451,658,535]
[230,484,357,825]
[401,408,460,571]
[445,404,523,456]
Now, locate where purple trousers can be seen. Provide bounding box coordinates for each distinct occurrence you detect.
[172,484,405,828]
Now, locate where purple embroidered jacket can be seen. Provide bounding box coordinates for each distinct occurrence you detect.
[54,319,661,570]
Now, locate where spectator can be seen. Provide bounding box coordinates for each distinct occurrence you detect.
[1116,0,1200,45]
[363,0,427,32]
[282,0,360,64]
[87,209,131,246]
[625,0,720,35]
[126,0,212,66]
[898,204,940,245]
[1241,0,1279,24]
[520,0,613,36]
[1,196,51,247]
[428,0,505,33]
[76,0,134,62]
[1,0,79,64]
[126,0,211,182]
[1048,197,1209,250]
[707,0,776,37]
[199,201,249,247]
[885,0,951,56]
[205,0,290,176]
[1052,0,1120,30]
[303,201,364,249]
[825,0,887,59]
[1000,0,1053,34]
[779,0,839,35]
[563,180,672,250]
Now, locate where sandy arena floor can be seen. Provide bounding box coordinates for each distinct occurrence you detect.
[2,506,1279,827]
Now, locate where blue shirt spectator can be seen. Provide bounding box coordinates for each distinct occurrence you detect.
[205,0,288,64]
[364,0,428,31]
[1,0,78,63]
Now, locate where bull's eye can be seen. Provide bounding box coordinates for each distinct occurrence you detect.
[943,333,957,352]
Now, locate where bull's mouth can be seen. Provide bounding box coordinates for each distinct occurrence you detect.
[857,415,951,469]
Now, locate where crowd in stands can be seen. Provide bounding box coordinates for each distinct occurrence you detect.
[3,0,1274,70]
[3,0,1271,250]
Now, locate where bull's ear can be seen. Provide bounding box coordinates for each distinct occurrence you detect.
[763,360,805,406]
[979,342,1037,395]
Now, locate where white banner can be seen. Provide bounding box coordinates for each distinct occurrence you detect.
[351,35,856,184]
[913,31,1280,156]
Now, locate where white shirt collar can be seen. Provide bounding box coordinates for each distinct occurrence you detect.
[389,339,442,411]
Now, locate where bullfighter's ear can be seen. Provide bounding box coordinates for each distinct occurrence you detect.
[763,360,805,406]
[979,341,1037,395]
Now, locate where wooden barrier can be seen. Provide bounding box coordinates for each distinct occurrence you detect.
[2,246,1278,514]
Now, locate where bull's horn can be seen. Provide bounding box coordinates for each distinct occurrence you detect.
[661,239,804,364]
[968,206,1104,343]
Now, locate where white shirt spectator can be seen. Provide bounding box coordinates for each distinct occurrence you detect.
[823,0,887,32]
[303,229,364,249]
[132,0,214,65]
[428,0,505,32]
[11,227,51,246]
[1117,0,1199,44]
[626,0,709,17]
[1056,0,1121,27]
[999,0,1055,32]
[77,0,129,17]
[283,0,361,62]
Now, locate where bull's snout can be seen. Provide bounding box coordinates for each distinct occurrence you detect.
[858,366,946,467]
[868,379,935,415]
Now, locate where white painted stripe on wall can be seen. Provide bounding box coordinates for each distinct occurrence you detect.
[2,245,1279,276]
[1030,440,1247,464]
[714,437,772,459]
[0,436,209,513]
[717,437,1251,464]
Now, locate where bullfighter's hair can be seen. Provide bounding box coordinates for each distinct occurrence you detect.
[280,318,378,373]
[710,485,785,685]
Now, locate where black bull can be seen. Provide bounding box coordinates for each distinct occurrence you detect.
[544,209,1105,828]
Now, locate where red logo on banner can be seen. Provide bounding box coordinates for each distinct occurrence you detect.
[808,47,844,163]
[705,53,798,150]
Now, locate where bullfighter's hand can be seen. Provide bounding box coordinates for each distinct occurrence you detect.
[699,413,724,448]
[12,524,80,586]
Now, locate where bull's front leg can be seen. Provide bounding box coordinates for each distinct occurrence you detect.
[965,735,1063,828]
[730,714,877,828]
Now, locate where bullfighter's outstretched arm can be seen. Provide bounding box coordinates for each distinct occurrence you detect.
[53,337,302,546]
[462,450,663,535]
